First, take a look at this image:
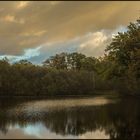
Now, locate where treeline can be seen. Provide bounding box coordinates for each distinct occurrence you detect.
[0,59,95,96]
[0,19,139,96]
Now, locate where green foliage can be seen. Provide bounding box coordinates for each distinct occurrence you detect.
[104,19,140,94]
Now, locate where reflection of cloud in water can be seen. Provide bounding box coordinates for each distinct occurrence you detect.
[79,130,109,139]
[0,123,109,139]
[0,123,77,139]
[23,123,76,139]
[9,96,116,114]
[0,126,37,139]
[23,123,109,139]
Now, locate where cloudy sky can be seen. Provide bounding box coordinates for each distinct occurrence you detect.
[0,1,139,64]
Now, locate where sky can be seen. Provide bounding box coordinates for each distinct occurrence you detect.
[0,1,140,64]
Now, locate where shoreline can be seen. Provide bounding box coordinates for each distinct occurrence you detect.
[0,91,121,100]
[0,90,139,100]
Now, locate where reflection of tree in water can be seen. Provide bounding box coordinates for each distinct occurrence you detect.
[0,98,140,139]
[42,100,140,139]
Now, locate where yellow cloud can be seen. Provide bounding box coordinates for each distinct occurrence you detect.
[50,1,61,5]
[16,1,29,9]
[2,15,16,22]
[0,1,139,56]
[0,15,25,24]
[22,30,47,37]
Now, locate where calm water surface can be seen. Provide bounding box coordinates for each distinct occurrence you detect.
[0,95,140,139]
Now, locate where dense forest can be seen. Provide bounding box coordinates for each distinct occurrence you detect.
[0,19,139,96]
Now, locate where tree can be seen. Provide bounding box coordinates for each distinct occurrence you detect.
[43,53,68,70]
[105,19,140,94]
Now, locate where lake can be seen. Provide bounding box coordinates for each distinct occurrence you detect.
[0,95,140,139]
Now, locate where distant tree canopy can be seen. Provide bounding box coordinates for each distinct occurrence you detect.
[43,52,97,71]
[0,19,139,96]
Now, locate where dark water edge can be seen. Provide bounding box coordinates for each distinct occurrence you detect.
[0,90,121,99]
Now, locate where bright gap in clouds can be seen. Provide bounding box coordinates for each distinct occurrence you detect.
[78,25,127,57]
[0,46,41,63]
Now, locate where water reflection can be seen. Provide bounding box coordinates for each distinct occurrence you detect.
[0,96,140,139]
